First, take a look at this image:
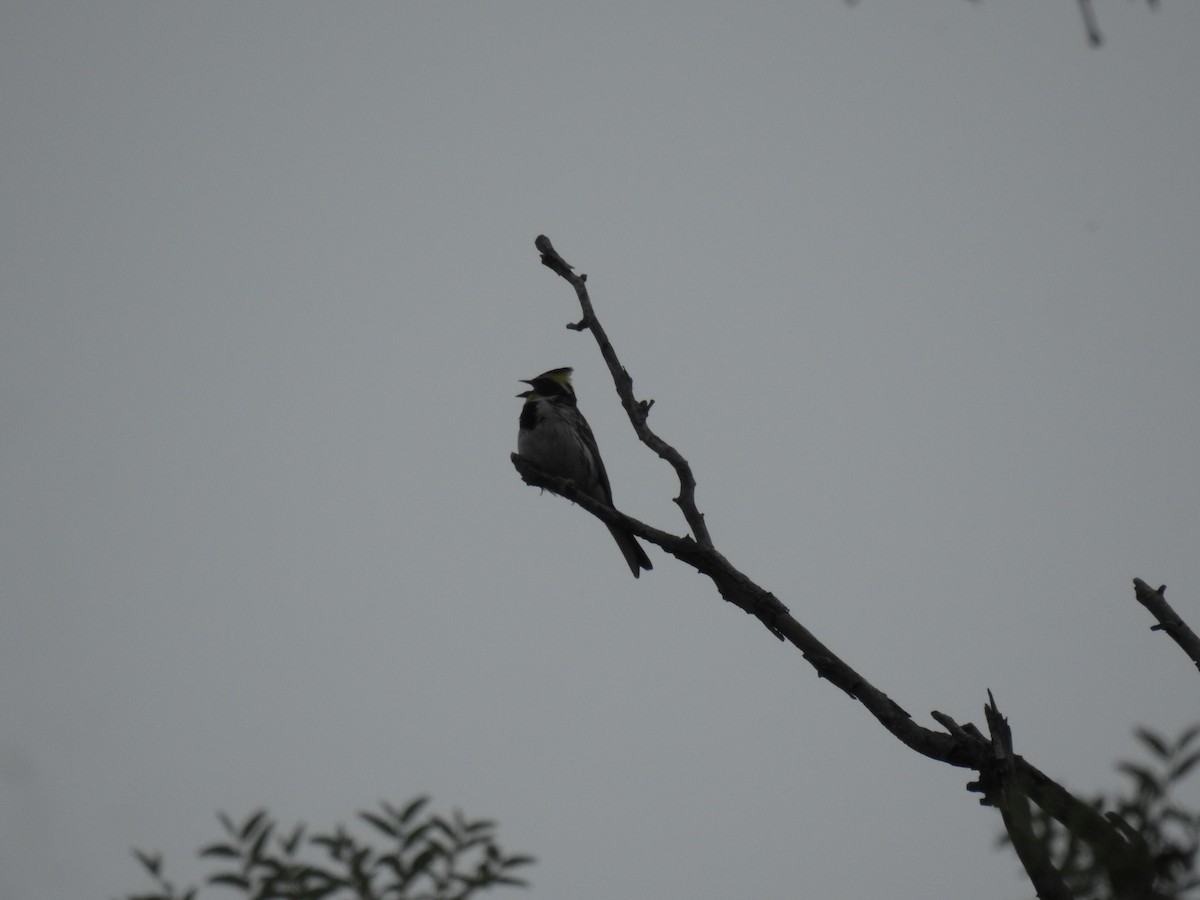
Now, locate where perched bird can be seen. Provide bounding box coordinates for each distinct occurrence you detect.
[517,367,653,577]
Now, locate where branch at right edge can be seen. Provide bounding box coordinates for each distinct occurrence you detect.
[1077,0,1103,46]
[1132,578,1200,675]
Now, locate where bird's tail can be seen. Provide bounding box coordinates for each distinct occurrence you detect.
[607,524,653,578]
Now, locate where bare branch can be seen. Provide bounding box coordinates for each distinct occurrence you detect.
[514,450,976,765]
[845,0,1164,48]
[512,453,784,639]
[1078,0,1103,46]
[522,239,1022,759]
[954,694,1165,899]
[1074,0,1160,47]
[1132,578,1200,675]
[975,695,1075,900]
[534,235,713,549]
[516,238,1162,896]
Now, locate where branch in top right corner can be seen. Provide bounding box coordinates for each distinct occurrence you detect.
[1132,578,1200,675]
[1077,0,1103,46]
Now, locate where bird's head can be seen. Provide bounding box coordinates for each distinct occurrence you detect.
[520,367,575,401]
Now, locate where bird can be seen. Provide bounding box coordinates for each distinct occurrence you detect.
[516,367,653,577]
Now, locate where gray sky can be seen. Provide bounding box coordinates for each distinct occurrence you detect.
[3,3,1199,898]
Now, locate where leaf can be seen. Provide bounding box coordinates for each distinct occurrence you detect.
[293,864,339,889]
[1174,723,1200,753]
[199,843,240,859]
[254,858,286,878]
[1135,727,1170,760]
[132,849,162,876]
[1159,806,1194,826]
[375,853,403,880]
[310,830,351,859]
[208,873,251,889]
[1117,762,1163,799]
[461,818,496,834]
[502,854,536,869]
[399,795,430,825]
[456,835,489,853]
[1169,749,1200,784]
[429,816,457,840]
[248,821,273,862]
[408,845,440,877]
[401,821,434,850]
[281,824,305,855]
[359,810,397,837]
[350,846,372,873]
[217,811,238,836]
[240,809,268,841]
[493,875,530,887]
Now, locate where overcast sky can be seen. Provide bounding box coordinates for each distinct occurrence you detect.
[3,3,1199,899]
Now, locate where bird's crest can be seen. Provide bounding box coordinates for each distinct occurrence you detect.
[520,367,576,401]
[535,367,573,385]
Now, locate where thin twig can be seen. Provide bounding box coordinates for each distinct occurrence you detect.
[1078,0,1103,46]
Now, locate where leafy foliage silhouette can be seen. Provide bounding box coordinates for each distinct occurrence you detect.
[1000,725,1200,900]
[121,796,533,900]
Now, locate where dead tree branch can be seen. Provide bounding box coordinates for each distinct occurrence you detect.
[514,236,1164,898]
[1078,0,1103,46]
[1071,0,1159,46]
[1132,578,1200,675]
[972,694,1075,900]
[953,693,1163,899]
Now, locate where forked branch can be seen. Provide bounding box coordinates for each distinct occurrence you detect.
[534,235,712,550]
[514,236,1162,898]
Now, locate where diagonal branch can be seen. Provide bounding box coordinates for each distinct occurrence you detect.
[518,237,1006,759]
[1132,578,1200,675]
[513,450,958,764]
[516,237,1160,896]
[1077,0,1103,46]
[512,453,785,639]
